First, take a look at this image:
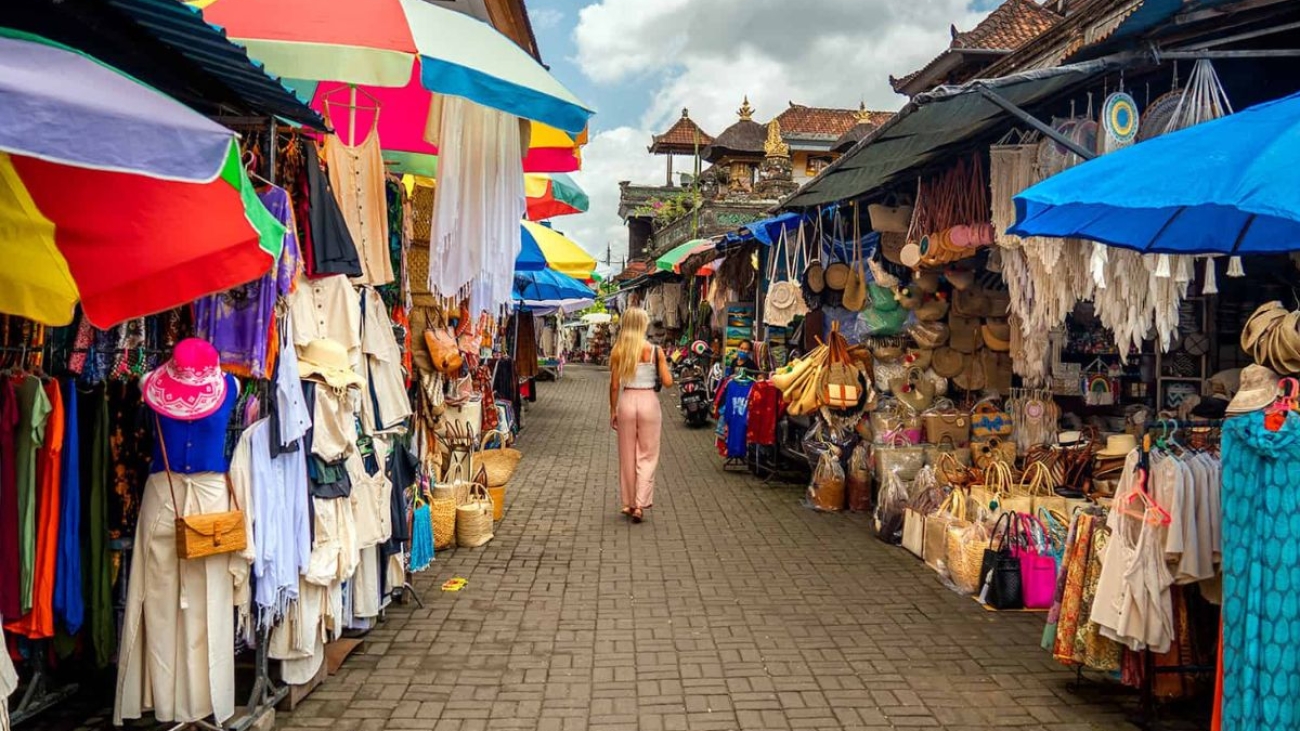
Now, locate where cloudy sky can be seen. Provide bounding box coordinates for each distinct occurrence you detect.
[529,0,1002,274]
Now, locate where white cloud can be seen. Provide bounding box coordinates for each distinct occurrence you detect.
[530,7,565,31]
[563,0,994,269]
[553,127,670,274]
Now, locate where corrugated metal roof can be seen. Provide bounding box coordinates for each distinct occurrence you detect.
[107,0,324,129]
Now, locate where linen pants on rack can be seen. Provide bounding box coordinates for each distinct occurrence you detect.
[114,471,251,726]
[616,389,660,510]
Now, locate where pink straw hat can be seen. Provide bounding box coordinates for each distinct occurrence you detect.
[141,338,228,420]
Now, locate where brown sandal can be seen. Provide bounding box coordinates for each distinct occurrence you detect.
[631,508,644,523]
[620,507,632,517]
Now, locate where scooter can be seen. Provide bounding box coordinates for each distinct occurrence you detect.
[678,362,711,427]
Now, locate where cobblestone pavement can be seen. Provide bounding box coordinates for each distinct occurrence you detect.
[278,365,1163,731]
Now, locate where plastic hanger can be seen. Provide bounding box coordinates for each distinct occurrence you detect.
[242,150,272,188]
[1268,377,1299,414]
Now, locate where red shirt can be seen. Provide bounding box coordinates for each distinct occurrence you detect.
[746,380,781,446]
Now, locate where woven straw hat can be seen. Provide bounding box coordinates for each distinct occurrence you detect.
[1227,364,1280,414]
[880,232,907,264]
[1271,311,1300,374]
[953,351,987,391]
[949,316,981,354]
[1096,434,1138,458]
[981,320,1011,352]
[1242,301,1286,353]
[908,320,950,349]
[932,347,965,378]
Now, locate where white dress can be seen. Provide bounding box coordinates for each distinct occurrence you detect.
[114,470,254,725]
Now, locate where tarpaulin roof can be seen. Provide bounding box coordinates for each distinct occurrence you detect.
[784,59,1119,208]
[0,0,323,129]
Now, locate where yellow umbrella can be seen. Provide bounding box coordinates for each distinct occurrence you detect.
[521,220,596,279]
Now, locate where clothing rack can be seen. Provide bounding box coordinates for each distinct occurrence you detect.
[1135,418,1223,730]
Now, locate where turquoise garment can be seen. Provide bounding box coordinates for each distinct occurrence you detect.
[1221,412,1300,731]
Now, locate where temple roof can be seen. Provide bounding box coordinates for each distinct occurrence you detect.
[703,97,767,162]
[831,107,896,153]
[890,0,1061,95]
[649,108,714,154]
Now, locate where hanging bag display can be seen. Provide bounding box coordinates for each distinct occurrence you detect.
[842,207,868,311]
[156,416,247,560]
[764,228,806,327]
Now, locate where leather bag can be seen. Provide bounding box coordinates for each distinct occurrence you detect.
[979,513,1024,609]
[156,416,246,560]
[424,327,464,375]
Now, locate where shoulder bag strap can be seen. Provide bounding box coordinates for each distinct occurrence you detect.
[155,413,182,519]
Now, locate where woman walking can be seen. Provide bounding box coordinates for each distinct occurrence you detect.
[608,308,672,522]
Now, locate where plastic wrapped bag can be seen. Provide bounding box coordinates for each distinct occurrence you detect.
[873,467,909,544]
[846,442,873,512]
[807,447,846,512]
[944,519,991,594]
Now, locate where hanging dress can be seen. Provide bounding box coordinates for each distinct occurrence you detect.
[324,130,393,287]
[1220,412,1300,731]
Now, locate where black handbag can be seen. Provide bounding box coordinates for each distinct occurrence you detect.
[979,513,1025,610]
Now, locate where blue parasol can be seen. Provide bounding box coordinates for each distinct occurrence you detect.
[1010,91,1300,255]
[513,267,593,304]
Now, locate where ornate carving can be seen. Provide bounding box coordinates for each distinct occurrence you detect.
[856,101,873,123]
[736,96,754,121]
[763,120,789,158]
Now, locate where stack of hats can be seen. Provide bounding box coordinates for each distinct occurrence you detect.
[1242,302,1300,375]
[1092,434,1137,497]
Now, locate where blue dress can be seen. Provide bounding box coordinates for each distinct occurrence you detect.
[1221,411,1300,731]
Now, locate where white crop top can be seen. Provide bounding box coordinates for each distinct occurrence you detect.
[624,348,658,389]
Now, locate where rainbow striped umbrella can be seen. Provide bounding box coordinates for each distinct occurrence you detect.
[198,0,593,134]
[0,32,282,328]
[525,173,589,221]
[520,221,596,279]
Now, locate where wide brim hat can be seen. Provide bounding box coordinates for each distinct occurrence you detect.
[1242,301,1285,353]
[141,337,228,420]
[1096,434,1138,457]
[1227,363,1280,414]
[824,262,851,291]
[981,321,1011,352]
[932,347,965,379]
[880,232,907,264]
[1265,310,1300,374]
[299,338,364,390]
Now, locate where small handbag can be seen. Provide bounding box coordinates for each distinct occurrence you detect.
[423,327,464,375]
[156,416,246,560]
[876,436,928,482]
[970,400,1013,438]
[1013,514,1058,609]
[979,513,1024,610]
[970,436,1016,470]
[922,404,970,446]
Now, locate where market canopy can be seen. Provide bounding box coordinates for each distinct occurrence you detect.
[521,221,597,279]
[655,239,715,273]
[197,0,593,133]
[785,59,1119,208]
[0,33,282,328]
[1010,90,1300,255]
[526,173,588,220]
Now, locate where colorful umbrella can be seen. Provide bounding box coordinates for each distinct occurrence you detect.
[525,173,589,220]
[655,239,716,273]
[521,221,597,279]
[198,0,593,133]
[514,268,593,304]
[0,33,282,328]
[696,257,725,277]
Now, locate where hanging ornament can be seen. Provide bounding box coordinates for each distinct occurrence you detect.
[1101,91,1140,152]
[1202,257,1219,295]
[1228,256,1245,277]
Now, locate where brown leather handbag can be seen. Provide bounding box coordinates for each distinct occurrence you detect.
[157,416,247,560]
[423,328,464,375]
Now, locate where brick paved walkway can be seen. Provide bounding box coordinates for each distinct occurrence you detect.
[278,365,1157,731]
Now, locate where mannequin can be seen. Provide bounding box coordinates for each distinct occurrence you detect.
[114,338,253,726]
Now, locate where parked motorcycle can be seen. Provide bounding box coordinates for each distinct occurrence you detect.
[678,369,710,428]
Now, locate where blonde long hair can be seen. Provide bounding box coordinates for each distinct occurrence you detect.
[610,308,650,384]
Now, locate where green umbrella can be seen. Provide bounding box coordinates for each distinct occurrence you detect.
[655,239,714,273]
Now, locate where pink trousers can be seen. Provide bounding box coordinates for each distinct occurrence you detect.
[616,389,661,510]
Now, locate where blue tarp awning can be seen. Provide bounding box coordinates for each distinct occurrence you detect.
[1010,90,1300,255]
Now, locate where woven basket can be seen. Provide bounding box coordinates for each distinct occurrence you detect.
[476,448,521,487]
[411,183,435,243]
[431,496,457,550]
[456,484,494,548]
[946,520,989,594]
[488,485,505,521]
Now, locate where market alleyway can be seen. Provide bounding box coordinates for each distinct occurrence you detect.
[278,365,1151,731]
